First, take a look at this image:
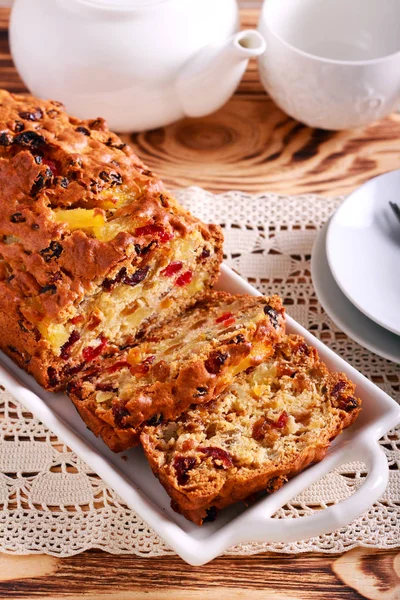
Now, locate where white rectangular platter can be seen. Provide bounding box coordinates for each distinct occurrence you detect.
[1,264,399,565]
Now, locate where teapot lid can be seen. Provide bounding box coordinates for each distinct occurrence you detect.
[78,0,167,9]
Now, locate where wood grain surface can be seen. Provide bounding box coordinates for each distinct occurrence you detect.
[1,7,399,196]
[0,5,399,600]
[0,548,399,600]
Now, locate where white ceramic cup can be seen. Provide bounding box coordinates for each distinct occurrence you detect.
[258,0,400,130]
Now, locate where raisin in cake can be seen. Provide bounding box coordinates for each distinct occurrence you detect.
[0,91,222,389]
[67,292,285,452]
[141,335,361,524]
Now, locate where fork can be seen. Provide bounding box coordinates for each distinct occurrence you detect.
[389,201,400,223]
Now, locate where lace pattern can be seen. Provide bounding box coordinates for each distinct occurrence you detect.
[0,187,398,557]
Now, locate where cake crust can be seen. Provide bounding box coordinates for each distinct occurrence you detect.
[0,90,222,388]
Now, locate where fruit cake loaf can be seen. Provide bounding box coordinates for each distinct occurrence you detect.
[141,334,361,525]
[67,292,285,452]
[0,90,223,389]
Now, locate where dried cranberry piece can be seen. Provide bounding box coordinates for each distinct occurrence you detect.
[32,327,41,342]
[264,304,280,329]
[87,315,101,331]
[228,334,245,345]
[95,382,117,392]
[99,170,122,185]
[175,270,193,287]
[42,158,58,177]
[82,336,108,363]
[198,446,233,469]
[223,317,236,327]
[131,355,156,376]
[157,230,173,244]
[266,476,282,494]
[107,360,131,373]
[102,267,127,291]
[215,312,234,324]
[331,381,347,398]
[135,241,156,256]
[59,177,69,188]
[10,213,26,223]
[161,261,183,277]
[8,346,31,364]
[31,172,51,195]
[14,121,24,133]
[135,224,173,244]
[75,126,90,136]
[38,284,57,295]
[146,413,163,426]
[64,363,84,378]
[123,266,150,287]
[293,341,309,356]
[338,397,360,412]
[159,194,168,207]
[70,315,84,325]
[204,351,229,375]
[275,411,289,429]
[203,506,218,523]
[112,403,130,428]
[14,131,45,149]
[88,118,104,130]
[252,412,288,439]
[47,366,59,388]
[60,330,81,360]
[66,379,82,397]
[17,319,29,333]
[194,386,208,398]
[0,131,13,146]
[19,108,43,121]
[173,456,196,485]
[40,241,63,262]
[106,137,126,150]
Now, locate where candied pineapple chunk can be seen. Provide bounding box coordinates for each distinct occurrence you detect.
[98,187,135,210]
[38,321,69,352]
[124,306,152,330]
[96,391,114,404]
[54,208,105,230]
[127,347,145,365]
[92,216,131,242]
[230,343,271,378]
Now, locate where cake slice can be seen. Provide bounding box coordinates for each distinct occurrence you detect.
[0,90,222,390]
[67,292,285,452]
[140,335,361,525]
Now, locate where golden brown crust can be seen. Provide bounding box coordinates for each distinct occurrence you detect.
[0,90,223,388]
[141,334,362,525]
[67,292,286,452]
[72,398,139,453]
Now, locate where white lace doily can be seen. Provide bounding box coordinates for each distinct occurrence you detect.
[0,187,398,557]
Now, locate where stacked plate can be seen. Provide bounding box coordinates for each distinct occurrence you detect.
[311,170,400,364]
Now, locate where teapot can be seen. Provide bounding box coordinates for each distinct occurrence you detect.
[9,0,265,132]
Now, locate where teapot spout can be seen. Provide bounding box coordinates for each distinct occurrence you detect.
[176,30,266,118]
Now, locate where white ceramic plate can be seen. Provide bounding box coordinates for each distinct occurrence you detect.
[312,223,400,364]
[0,265,399,566]
[326,170,400,335]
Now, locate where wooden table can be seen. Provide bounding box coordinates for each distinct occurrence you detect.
[0,6,399,600]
